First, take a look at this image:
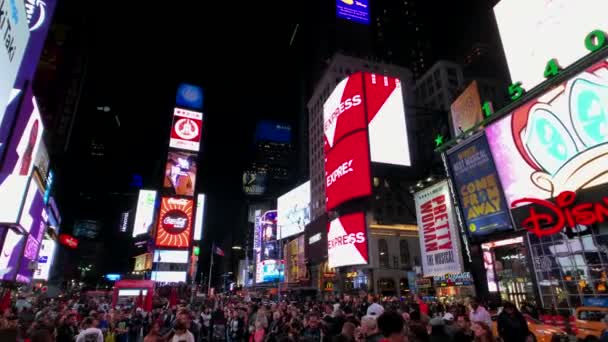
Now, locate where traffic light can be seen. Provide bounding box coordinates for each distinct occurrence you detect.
[193,246,200,256]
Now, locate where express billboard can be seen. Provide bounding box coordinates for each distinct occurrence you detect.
[494,0,608,91]
[169,108,203,152]
[327,212,369,268]
[414,181,463,277]
[277,181,310,239]
[132,190,157,237]
[485,59,608,207]
[336,0,370,25]
[450,81,483,136]
[324,72,411,166]
[155,197,193,249]
[446,134,513,238]
[193,194,205,241]
[163,151,196,197]
[325,130,372,211]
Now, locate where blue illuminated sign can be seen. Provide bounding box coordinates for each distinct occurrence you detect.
[105,273,121,281]
[336,0,370,25]
[43,170,53,204]
[176,83,203,110]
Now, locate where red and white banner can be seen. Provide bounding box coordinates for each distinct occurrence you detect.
[169,108,203,152]
[155,197,193,249]
[327,212,368,268]
[414,181,463,277]
[325,130,372,211]
[364,73,411,166]
[323,75,366,153]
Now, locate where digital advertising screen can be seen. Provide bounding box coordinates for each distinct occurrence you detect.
[327,212,369,268]
[257,259,285,283]
[324,74,366,153]
[58,234,78,249]
[153,250,189,264]
[494,0,608,91]
[261,210,278,260]
[336,0,370,25]
[325,130,372,211]
[175,83,203,110]
[243,170,267,195]
[163,151,197,197]
[17,192,47,284]
[364,73,411,166]
[169,108,203,152]
[254,120,292,143]
[193,194,205,241]
[0,229,26,281]
[73,219,101,239]
[132,190,157,237]
[414,181,463,277]
[151,271,187,283]
[34,239,56,281]
[447,134,513,238]
[450,81,483,137]
[155,197,194,248]
[485,59,608,206]
[277,181,311,239]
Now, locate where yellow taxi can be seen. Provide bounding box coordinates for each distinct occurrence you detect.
[491,314,567,342]
[573,306,608,341]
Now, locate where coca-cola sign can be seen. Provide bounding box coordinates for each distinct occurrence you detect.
[155,197,193,249]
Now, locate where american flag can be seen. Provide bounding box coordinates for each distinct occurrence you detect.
[213,244,224,256]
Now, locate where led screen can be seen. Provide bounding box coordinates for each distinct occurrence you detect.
[73,219,100,239]
[254,121,292,143]
[243,170,267,195]
[277,181,310,239]
[175,83,203,110]
[0,229,25,281]
[155,197,193,248]
[16,181,46,283]
[132,190,157,237]
[336,0,370,25]
[118,289,148,296]
[256,260,285,283]
[450,81,483,136]
[261,210,278,260]
[150,271,187,283]
[34,239,56,281]
[153,250,189,264]
[494,0,608,91]
[327,212,368,268]
[324,74,366,152]
[193,194,205,241]
[163,151,197,197]
[325,130,372,211]
[169,108,203,152]
[485,59,608,207]
[414,181,463,277]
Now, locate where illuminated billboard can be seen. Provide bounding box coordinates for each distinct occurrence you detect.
[0,0,29,143]
[327,212,368,268]
[175,83,203,110]
[153,250,188,264]
[17,187,46,283]
[254,120,291,143]
[132,190,157,237]
[261,210,278,260]
[155,197,193,249]
[450,81,483,136]
[243,170,267,195]
[256,259,285,283]
[324,72,411,166]
[0,229,25,281]
[34,239,56,281]
[73,220,100,239]
[325,130,372,211]
[151,271,187,283]
[494,0,608,91]
[414,181,463,277]
[163,151,196,196]
[277,181,310,239]
[58,234,78,248]
[336,0,370,25]
[169,108,203,152]
[485,59,608,206]
[193,194,205,241]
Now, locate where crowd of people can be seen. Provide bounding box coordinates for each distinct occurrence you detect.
[0,290,548,342]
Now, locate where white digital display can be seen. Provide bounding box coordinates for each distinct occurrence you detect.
[193,194,205,241]
[0,175,29,223]
[132,190,157,237]
[494,0,608,91]
[153,250,188,264]
[150,271,187,283]
[118,289,149,296]
[34,239,56,281]
[277,181,310,239]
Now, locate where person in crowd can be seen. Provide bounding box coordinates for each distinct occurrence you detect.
[469,299,492,328]
[334,321,356,342]
[366,297,384,318]
[453,314,474,342]
[428,317,450,342]
[200,307,212,340]
[496,302,530,342]
[228,308,245,341]
[359,315,383,342]
[76,316,104,342]
[443,312,459,339]
[57,313,78,342]
[251,320,265,342]
[114,311,131,342]
[471,322,495,342]
[144,321,163,342]
[376,311,406,342]
[172,319,195,342]
[302,311,322,341]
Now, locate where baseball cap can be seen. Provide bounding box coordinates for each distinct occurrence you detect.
[430,317,445,326]
[443,313,454,321]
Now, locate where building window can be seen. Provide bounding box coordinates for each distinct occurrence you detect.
[400,240,410,265]
[379,239,389,268]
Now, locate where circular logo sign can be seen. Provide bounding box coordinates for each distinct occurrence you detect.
[174,118,200,140]
[161,210,189,234]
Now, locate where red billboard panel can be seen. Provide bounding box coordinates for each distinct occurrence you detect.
[325,130,371,211]
[59,234,78,249]
[155,197,193,249]
[169,108,203,152]
[323,73,366,153]
[327,212,368,268]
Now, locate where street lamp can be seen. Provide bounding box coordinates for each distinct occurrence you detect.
[232,246,242,250]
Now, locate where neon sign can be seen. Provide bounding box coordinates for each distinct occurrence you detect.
[512,191,608,237]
